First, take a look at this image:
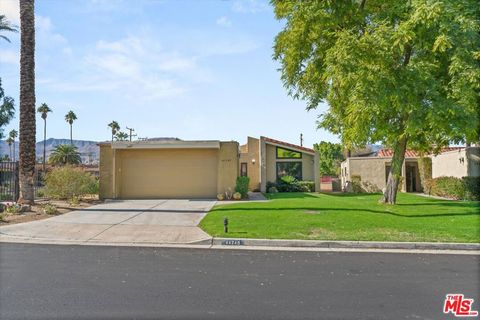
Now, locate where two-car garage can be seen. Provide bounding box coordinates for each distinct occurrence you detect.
[99,140,239,199]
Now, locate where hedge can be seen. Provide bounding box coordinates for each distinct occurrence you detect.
[426,176,480,201]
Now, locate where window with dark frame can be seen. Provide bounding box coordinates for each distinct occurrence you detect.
[240,162,248,177]
[276,146,302,159]
[276,162,302,181]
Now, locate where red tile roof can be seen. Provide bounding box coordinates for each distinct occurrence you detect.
[377,149,419,158]
[377,146,465,158]
[262,136,315,154]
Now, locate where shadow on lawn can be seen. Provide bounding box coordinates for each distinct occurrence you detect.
[212,206,479,218]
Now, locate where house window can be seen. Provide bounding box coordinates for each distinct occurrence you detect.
[276,146,302,159]
[240,162,248,177]
[276,162,302,181]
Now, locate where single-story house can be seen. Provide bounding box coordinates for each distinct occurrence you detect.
[99,136,319,199]
[340,146,480,193]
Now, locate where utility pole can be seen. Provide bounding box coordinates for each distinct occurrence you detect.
[300,133,304,147]
[126,127,137,142]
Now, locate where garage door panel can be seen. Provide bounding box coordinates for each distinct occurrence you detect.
[119,149,218,199]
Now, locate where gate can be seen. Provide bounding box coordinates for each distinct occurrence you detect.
[0,161,19,202]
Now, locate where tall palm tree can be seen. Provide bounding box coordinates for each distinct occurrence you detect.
[18,0,36,204]
[9,129,18,161]
[108,121,120,141]
[37,103,52,171]
[65,110,77,145]
[0,15,18,43]
[48,144,81,166]
[6,136,14,160]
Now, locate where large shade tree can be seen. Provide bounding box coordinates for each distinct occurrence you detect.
[18,0,36,204]
[272,0,480,204]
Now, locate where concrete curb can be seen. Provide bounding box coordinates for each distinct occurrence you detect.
[211,237,480,251]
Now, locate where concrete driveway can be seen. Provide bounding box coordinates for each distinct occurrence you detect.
[0,199,216,245]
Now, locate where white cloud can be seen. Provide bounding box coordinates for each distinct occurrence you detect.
[216,16,232,28]
[36,15,67,44]
[0,0,20,24]
[232,0,269,14]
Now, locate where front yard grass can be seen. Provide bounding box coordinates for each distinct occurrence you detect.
[199,193,480,243]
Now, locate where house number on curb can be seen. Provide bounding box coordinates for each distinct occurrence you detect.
[221,240,244,246]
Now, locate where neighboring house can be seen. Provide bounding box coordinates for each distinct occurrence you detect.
[98,136,319,199]
[239,137,319,192]
[431,147,480,178]
[340,146,480,193]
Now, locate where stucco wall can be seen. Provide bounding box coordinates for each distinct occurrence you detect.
[217,141,240,195]
[431,149,468,178]
[239,137,260,191]
[467,147,480,177]
[347,158,389,190]
[99,144,114,200]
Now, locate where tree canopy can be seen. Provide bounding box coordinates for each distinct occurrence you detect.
[48,144,82,166]
[272,0,480,203]
[0,79,15,139]
[314,141,344,176]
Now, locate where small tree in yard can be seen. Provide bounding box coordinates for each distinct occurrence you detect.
[272,0,480,204]
[314,142,344,176]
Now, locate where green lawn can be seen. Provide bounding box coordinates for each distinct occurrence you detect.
[199,193,480,243]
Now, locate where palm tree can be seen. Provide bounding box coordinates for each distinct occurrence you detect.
[0,79,16,138]
[108,121,120,141]
[6,136,13,160]
[65,110,77,145]
[9,129,18,161]
[48,144,81,166]
[0,15,18,43]
[115,131,129,141]
[37,103,52,171]
[18,0,36,204]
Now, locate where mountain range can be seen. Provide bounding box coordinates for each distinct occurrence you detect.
[0,138,100,164]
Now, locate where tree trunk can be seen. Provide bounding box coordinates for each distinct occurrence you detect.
[70,123,73,145]
[13,141,15,161]
[18,0,36,204]
[381,136,407,204]
[43,118,46,172]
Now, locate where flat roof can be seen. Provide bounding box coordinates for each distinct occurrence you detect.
[100,140,222,149]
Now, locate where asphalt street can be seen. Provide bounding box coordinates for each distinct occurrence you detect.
[0,243,478,320]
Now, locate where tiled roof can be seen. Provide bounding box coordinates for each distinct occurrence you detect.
[262,136,315,154]
[377,147,465,158]
[377,149,419,158]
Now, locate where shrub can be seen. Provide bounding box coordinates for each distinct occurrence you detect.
[349,176,380,193]
[268,186,278,193]
[266,181,276,191]
[85,178,99,195]
[462,177,480,201]
[350,175,363,193]
[44,166,97,200]
[298,181,315,192]
[0,213,5,222]
[429,176,465,200]
[277,175,304,192]
[5,203,22,214]
[233,192,242,200]
[217,193,225,201]
[235,176,250,199]
[41,203,58,215]
[418,157,432,192]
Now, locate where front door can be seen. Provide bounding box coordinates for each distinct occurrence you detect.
[406,165,417,192]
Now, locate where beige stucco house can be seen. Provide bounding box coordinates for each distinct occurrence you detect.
[340,146,480,193]
[431,147,480,178]
[99,136,319,199]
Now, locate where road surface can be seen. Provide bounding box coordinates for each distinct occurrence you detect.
[1,243,478,319]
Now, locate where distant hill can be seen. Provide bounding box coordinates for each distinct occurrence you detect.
[0,138,100,164]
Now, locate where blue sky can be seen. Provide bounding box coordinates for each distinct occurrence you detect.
[0,0,337,147]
